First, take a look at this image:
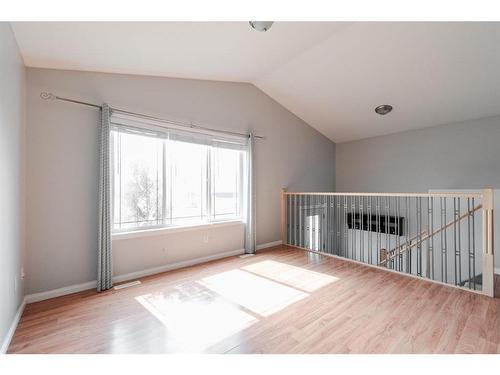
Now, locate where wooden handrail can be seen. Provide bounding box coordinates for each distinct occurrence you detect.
[283,191,483,199]
[379,204,482,266]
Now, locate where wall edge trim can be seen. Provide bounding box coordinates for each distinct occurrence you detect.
[1,297,27,354]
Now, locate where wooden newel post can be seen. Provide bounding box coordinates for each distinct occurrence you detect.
[281,188,287,246]
[482,188,495,297]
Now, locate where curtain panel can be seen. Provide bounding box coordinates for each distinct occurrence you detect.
[244,133,256,254]
[97,103,113,291]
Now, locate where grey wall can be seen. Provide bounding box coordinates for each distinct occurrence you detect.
[336,116,500,193]
[26,68,335,294]
[336,115,500,269]
[0,24,26,349]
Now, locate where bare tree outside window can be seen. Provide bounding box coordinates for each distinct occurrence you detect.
[125,163,160,226]
[112,128,243,231]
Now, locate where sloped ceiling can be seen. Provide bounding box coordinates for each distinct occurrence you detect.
[11,22,500,142]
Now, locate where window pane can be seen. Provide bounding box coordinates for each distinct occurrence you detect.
[113,131,164,230]
[170,141,207,225]
[213,147,241,219]
[111,126,245,232]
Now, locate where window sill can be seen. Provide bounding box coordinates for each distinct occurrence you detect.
[112,220,244,241]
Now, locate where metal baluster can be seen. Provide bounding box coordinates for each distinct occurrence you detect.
[386,197,390,268]
[348,195,352,259]
[471,197,476,290]
[309,194,313,250]
[311,195,316,251]
[306,195,313,250]
[351,196,356,260]
[368,196,373,265]
[377,196,381,266]
[303,194,306,249]
[316,195,320,252]
[328,196,332,254]
[315,195,319,251]
[348,196,352,259]
[407,197,411,274]
[457,198,462,286]
[359,196,365,263]
[308,195,312,250]
[298,195,302,248]
[343,196,348,258]
[326,195,330,253]
[305,194,309,249]
[294,194,298,247]
[331,195,335,254]
[416,197,422,277]
[322,195,326,253]
[285,194,289,245]
[326,195,329,253]
[312,195,316,251]
[292,194,295,246]
[331,195,334,254]
[440,197,448,283]
[292,194,297,246]
[289,194,292,246]
[404,196,408,273]
[428,197,434,280]
[330,195,333,253]
[314,195,318,252]
[292,194,296,247]
[453,197,458,285]
[285,194,290,244]
[400,197,405,272]
[332,195,335,254]
[302,194,306,249]
[467,198,472,289]
[336,196,341,255]
[318,195,321,251]
[444,197,448,283]
[318,195,322,251]
[396,197,401,271]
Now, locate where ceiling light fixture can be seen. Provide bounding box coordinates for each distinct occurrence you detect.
[375,104,393,115]
[249,21,274,32]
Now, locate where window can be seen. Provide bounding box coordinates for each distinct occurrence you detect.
[111,116,246,232]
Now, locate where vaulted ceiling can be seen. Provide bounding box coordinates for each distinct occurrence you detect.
[11,22,500,142]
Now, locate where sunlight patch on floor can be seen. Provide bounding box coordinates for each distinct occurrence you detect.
[199,269,308,317]
[242,260,339,292]
[135,292,257,352]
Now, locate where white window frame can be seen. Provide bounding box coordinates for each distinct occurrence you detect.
[110,115,247,234]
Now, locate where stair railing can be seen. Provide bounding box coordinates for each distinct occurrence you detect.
[280,188,495,297]
[380,203,483,266]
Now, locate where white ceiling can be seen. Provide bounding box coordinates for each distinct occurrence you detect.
[11,22,500,142]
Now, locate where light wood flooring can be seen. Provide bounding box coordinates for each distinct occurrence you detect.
[8,245,500,354]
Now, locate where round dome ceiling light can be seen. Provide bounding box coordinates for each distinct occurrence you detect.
[249,21,274,32]
[375,104,393,115]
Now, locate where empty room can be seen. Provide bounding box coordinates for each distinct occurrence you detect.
[1,1,500,372]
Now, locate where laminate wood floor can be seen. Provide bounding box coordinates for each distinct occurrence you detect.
[8,246,500,354]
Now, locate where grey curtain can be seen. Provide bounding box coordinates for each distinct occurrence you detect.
[97,103,113,291]
[244,133,256,254]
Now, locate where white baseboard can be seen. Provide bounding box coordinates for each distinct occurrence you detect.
[113,248,245,283]
[5,241,283,352]
[256,240,282,251]
[23,240,283,305]
[1,297,27,354]
[25,280,97,303]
